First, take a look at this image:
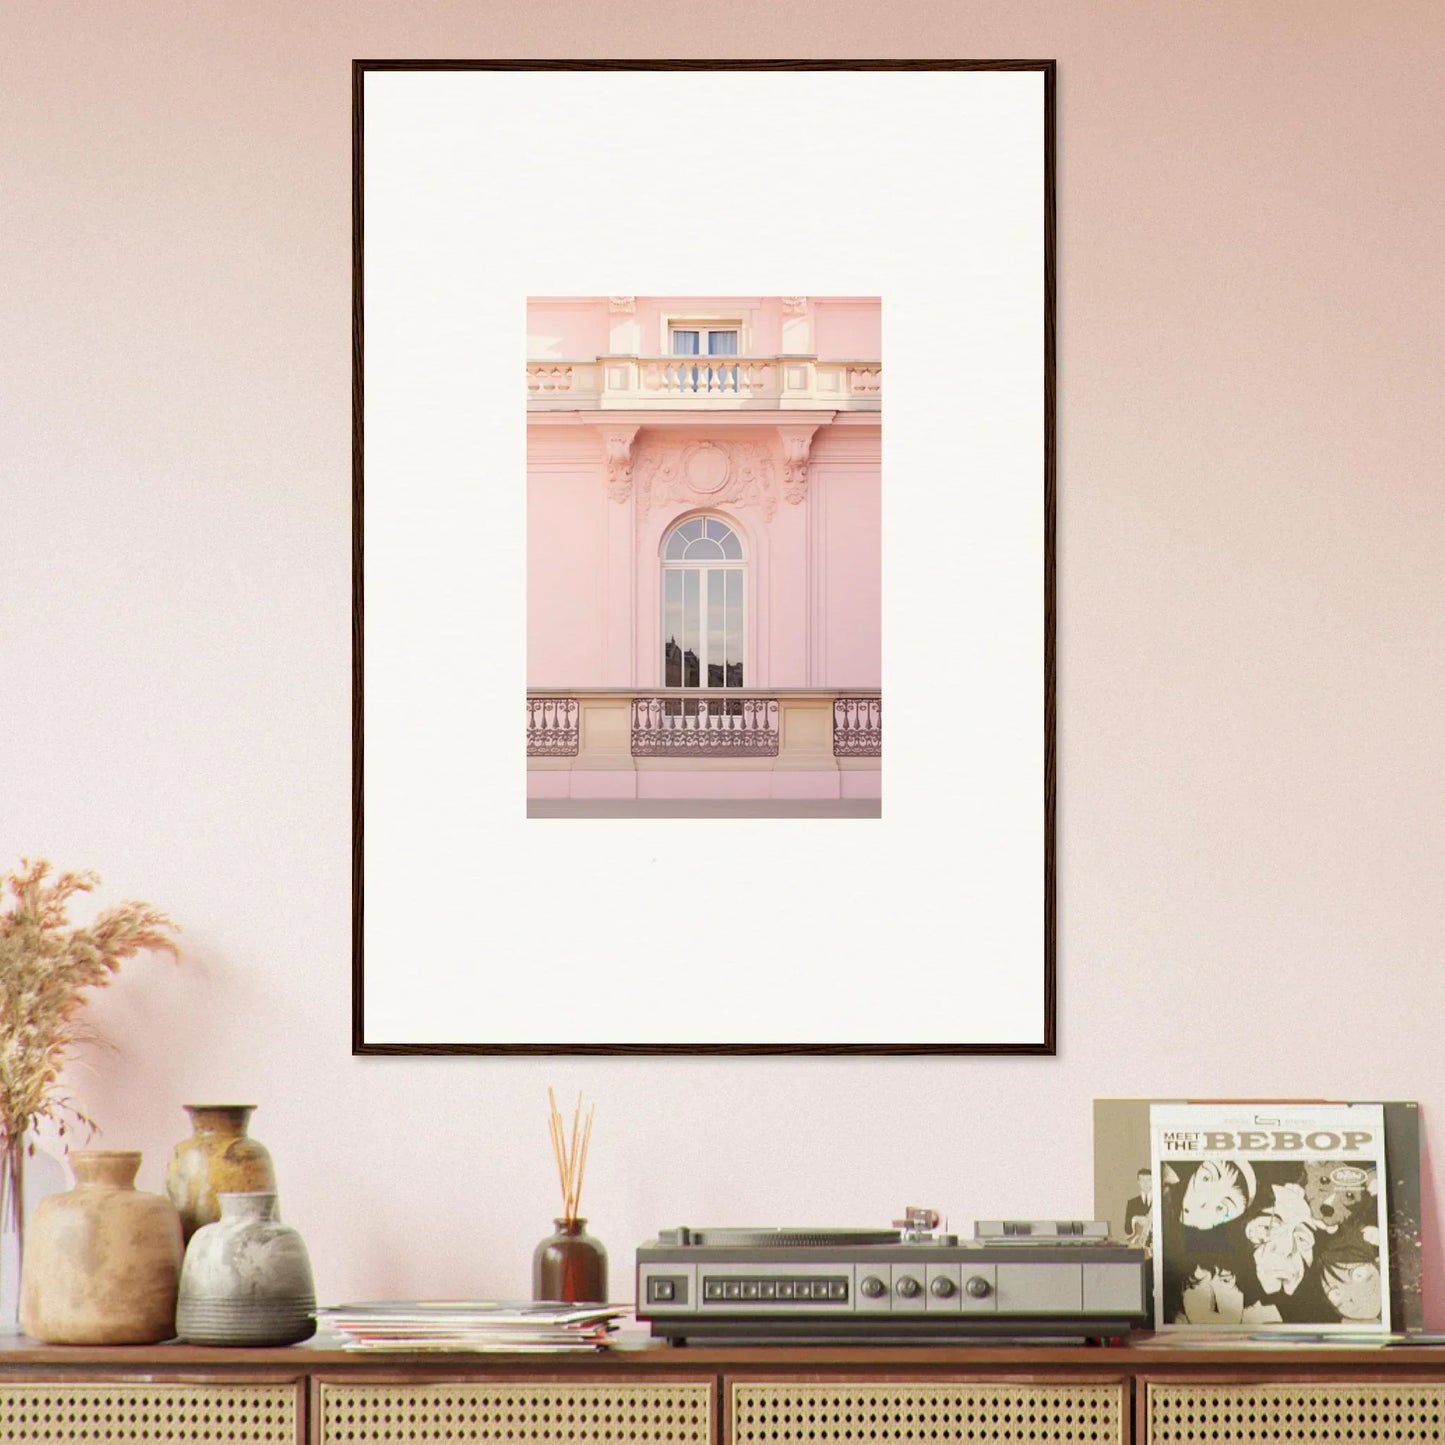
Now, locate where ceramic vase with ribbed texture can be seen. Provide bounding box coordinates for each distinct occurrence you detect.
[19,1150,183,1344]
[166,1104,278,1242]
[176,1191,315,1345]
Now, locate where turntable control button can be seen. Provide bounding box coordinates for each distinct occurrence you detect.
[965,1275,992,1299]
[860,1275,887,1299]
[896,1275,922,1299]
[930,1276,957,1298]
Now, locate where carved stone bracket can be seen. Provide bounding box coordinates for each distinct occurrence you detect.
[608,296,636,314]
[599,424,640,503]
[780,296,808,315]
[775,424,820,506]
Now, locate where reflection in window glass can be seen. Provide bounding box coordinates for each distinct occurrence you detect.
[685,538,725,561]
[665,531,687,561]
[679,518,704,543]
[663,570,683,687]
[682,569,700,688]
[707,571,725,686]
[725,570,743,687]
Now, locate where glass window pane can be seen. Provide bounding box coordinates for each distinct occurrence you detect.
[707,570,725,687]
[720,530,742,559]
[671,330,700,355]
[663,570,683,687]
[725,569,744,688]
[665,531,687,560]
[685,538,724,561]
[705,518,726,541]
[678,518,703,543]
[683,570,700,688]
[708,330,739,356]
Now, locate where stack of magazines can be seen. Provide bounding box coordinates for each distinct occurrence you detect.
[316,1301,629,1352]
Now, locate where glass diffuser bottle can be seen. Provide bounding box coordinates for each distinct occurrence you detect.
[533,1217,607,1304]
[534,1090,606,1303]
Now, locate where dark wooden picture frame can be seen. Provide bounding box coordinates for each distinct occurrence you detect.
[353,59,1056,1055]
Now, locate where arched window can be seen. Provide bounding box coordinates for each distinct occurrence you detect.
[661,516,745,689]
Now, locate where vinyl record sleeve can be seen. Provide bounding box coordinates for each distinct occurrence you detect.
[1149,1102,1390,1334]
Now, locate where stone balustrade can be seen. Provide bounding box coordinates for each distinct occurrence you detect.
[526,357,882,411]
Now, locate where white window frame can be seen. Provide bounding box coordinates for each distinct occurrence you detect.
[662,316,746,356]
[660,515,748,695]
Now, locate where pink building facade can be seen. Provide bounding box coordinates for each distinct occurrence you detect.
[527,296,881,807]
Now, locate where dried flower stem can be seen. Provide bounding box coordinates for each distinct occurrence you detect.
[0,859,179,1172]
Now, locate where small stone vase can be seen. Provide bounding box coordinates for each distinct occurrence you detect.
[176,1192,316,1346]
[166,1105,277,1241]
[19,1150,183,1344]
[533,1217,608,1304]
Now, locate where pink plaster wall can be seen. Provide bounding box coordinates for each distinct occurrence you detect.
[4,1,1443,1319]
[528,296,880,360]
[813,300,882,359]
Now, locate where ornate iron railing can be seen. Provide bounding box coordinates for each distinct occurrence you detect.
[833,696,882,757]
[526,697,579,757]
[631,695,780,757]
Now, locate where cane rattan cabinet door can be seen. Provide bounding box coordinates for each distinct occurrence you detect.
[1146,1380,1445,1443]
[730,1380,1126,1445]
[316,1378,715,1445]
[0,1379,301,1444]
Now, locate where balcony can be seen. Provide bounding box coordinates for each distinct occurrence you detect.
[525,356,881,412]
[527,690,881,762]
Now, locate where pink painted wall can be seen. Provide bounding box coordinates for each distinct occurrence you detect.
[813,300,881,360]
[528,297,880,360]
[5,1,1443,1318]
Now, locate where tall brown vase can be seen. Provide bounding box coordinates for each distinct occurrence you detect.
[165,1104,277,1241]
[19,1150,183,1344]
[532,1217,608,1303]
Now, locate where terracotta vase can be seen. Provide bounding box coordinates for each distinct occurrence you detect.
[166,1105,277,1241]
[533,1217,608,1303]
[176,1192,315,1346]
[19,1150,183,1344]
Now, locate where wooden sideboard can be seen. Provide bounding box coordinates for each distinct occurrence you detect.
[2,1335,1445,1443]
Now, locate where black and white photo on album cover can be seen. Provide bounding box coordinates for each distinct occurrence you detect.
[1149,1102,1390,1333]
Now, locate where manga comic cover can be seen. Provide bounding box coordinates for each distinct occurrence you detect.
[1149,1102,1391,1333]
[1093,1098,1421,1332]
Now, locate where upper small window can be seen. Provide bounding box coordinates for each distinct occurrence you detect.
[670,326,740,357]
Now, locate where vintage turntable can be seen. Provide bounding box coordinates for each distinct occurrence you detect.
[635,1209,1147,1343]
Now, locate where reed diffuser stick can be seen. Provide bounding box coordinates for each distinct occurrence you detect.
[548,1088,596,1223]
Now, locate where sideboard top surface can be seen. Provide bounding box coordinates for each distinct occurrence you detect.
[0,1335,1442,1373]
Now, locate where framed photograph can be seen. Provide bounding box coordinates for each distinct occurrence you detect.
[355,60,1055,1053]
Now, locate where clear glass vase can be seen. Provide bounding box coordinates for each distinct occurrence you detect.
[0,1138,23,1333]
